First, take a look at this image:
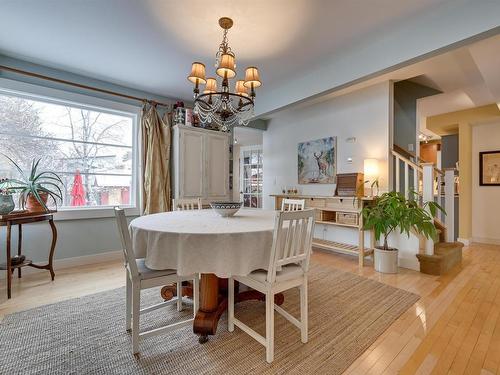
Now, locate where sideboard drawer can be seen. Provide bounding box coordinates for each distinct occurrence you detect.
[324,197,357,211]
[307,198,326,208]
[336,212,359,226]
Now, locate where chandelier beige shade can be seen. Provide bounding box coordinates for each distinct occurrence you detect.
[187,62,206,84]
[243,67,261,88]
[204,78,217,94]
[216,54,236,78]
[235,80,248,96]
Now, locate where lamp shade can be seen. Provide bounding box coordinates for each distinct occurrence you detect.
[243,67,261,88]
[235,80,248,96]
[364,158,379,179]
[216,54,236,78]
[204,78,217,93]
[187,62,206,84]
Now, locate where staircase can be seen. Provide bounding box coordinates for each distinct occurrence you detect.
[391,148,463,275]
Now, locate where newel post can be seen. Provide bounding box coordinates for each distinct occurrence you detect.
[444,169,455,242]
[421,163,435,255]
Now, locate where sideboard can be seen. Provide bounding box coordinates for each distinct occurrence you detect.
[271,194,375,266]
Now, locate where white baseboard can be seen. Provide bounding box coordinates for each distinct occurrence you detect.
[457,238,471,246]
[21,250,122,275]
[399,256,420,271]
[471,237,500,245]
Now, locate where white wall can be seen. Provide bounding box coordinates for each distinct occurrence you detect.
[472,121,500,244]
[263,82,391,209]
[262,81,419,270]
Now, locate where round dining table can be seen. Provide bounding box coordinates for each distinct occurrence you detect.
[129,208,284,343]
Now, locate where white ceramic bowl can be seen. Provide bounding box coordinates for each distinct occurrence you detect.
[210,202,243,217]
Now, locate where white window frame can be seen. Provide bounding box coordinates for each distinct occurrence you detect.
[239,145,263,209]
[0,78,141,220]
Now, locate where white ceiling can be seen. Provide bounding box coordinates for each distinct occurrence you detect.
[0,0,454,108]
[413,35,500,118]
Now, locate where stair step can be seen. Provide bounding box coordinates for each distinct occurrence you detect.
[417,242,463,275]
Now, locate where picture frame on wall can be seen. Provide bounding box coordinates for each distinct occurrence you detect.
[479,150,500,186]
[298,136,337,184]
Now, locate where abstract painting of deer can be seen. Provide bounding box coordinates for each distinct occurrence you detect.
[298,137,336,184]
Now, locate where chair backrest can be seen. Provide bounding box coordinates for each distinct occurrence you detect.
[172,198,202,211]
[267,209,315,283]
[281,198,305,212]
[114,207,139,278]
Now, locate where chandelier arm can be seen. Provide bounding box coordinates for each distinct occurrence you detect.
[190,17,258,131]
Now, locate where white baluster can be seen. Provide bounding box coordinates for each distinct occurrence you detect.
[395,157,400,193]
[404,162,409,199]
[444,169,455,242]
[422,163,435,255]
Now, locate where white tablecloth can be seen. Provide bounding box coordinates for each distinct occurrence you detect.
[129,209,277,277]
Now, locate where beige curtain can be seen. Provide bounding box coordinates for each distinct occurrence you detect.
[141,104,172,214]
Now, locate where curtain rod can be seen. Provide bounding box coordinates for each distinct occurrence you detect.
[0,64,171,108]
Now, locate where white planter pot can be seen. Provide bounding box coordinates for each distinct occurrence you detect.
[374,248,399,274]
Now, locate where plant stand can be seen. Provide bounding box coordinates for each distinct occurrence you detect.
[0,210,57,299]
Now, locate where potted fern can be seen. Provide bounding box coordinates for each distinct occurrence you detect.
[362,190,444,273]
[2,155,63,212]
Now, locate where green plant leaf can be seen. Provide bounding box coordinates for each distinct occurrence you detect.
[30,158,42,181]
[31,189,49,212]
[34,172,64,185]
[1,153,27,180]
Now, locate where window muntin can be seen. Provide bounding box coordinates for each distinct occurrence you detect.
[0,92,137,209]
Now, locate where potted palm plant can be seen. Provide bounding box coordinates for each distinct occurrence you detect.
[2,155,63,212]
[362,190,444,273]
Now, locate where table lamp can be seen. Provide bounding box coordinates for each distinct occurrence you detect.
[363,158,379,196]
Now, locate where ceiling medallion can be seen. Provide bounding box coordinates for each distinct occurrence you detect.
[187,17,261,131]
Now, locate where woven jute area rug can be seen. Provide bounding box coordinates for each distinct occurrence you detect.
[0,263,418,375]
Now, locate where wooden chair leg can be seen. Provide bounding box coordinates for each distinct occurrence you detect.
[132,284,140,354]
[17,224,22,279]
[193,275,200,318]
[228,277,234,332]
[125,274,132,332]
[300,277,308,343]
[176,282,183,312]
[265,291,275,363]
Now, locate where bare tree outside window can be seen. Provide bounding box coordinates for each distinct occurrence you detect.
[55,108,129,205]
[0,93,135,209]
[0,96,59,170]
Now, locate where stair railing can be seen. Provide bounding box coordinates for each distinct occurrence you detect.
[392,149,457,255]
[391,149,422,199]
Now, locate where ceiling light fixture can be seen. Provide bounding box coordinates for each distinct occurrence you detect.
[418,132,431,143]
[187,17,261,131]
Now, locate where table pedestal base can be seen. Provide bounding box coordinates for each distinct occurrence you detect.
[160,274,284,343]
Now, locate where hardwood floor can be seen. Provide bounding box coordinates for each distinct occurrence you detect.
[1,242,499,374]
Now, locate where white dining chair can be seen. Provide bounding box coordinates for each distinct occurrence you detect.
[172,197,202,211]
[228,209,315,363]
[281,198,305,211]
[114,207,199,354]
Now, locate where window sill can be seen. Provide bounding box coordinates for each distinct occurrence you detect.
[53,206,140,221]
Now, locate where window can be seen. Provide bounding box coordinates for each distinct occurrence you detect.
[240,146,263,208]
[0,84,139,214]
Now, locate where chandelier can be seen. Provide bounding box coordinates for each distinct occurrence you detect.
[187,17,261,131]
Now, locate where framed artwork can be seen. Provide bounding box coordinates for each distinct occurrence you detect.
[298,137,337,184]
[479,150,500,186]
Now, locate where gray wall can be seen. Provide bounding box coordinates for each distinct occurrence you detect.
[441,134,459,169]
[393,80,440,153]
[0,56,175,263]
